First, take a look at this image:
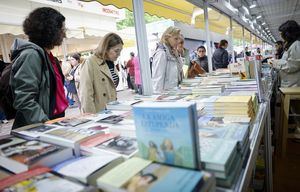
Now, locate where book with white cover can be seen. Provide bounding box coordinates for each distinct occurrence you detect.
[53,155,124,185]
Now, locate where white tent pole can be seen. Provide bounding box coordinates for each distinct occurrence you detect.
[132,0,153,95]
[204,0,213,72]
[242,26,246,59]
[0,34,10,62]
[230,17,234,63]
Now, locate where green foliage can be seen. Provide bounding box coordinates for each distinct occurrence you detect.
[117,9,163,30]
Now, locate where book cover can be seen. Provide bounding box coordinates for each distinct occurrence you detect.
[13,124,58,138]
[97,115,124,124]
[0,167,12,180]
[53,155,123,184]
[199,124,249,150]
[43,126,104,142]
[0,139,61,166]
[121,163,203,192]
[98,157,151,188]
[80,132,119,148]
[0,167,87,192]
[46,115,91,127]
[98,158,203,192]
[106,100,142,111]
[199,137,237,172]
[133,102,200,169]
[95,136,138,157]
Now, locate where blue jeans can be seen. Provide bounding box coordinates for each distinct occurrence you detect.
[0,107,6,120]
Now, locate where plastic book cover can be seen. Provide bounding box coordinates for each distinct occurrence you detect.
[133,102,200,169]
[0,139,61,165]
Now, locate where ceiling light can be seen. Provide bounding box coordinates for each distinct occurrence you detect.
[250,4,256,9]
[256,15,262,19]
[262,22,266,25]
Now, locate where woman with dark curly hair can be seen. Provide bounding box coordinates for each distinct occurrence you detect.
[10,7,68,128]
[272,20,300,87]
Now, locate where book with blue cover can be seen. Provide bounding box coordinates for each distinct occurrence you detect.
[199,137,237,172]
[133,102,200,169]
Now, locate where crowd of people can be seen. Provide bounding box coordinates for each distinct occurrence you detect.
[0,7,299,129]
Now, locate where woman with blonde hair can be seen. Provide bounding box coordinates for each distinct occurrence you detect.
[151,26,182,93]
[80,33,123,113]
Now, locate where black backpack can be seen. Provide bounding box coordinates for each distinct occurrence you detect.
[0,62,16,119]
[0,50,46,120]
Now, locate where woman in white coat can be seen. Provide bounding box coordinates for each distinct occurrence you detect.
[151,26,182,93]
[272,20,300,87]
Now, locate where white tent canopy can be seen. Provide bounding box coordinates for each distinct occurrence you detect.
[0,0,127,61]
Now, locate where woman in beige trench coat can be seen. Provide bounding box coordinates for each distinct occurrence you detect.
[80,33,123,113]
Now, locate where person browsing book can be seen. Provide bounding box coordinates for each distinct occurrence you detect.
[271,20,300,87]
[151,27,182,93]
[212,39,229,69]
[80,33,123,113]
[10,7,68,129]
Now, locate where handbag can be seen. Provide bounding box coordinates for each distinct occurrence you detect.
[187,61,206,78]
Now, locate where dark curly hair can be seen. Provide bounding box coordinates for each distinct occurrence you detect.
[23,7,66,49]
[278,20,300,50]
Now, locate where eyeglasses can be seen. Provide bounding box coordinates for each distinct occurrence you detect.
[198,50,206,52]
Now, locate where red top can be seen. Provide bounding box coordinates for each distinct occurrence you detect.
[48,52,68,115]
[126,58,135,76]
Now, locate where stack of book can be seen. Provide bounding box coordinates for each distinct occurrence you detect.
[199,137,242,187]
[192,85,224,96]
[202,95,255,119]
[224,80,258,93]
[198,116,250,155]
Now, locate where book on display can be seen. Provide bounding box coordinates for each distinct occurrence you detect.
[0,137,73,173]
[53,155,124,185]
[0,167,96,192]
[97,157,204,192]
[106,100,142,111]
[12,123,58,139]
[199,137,237,173]
[133,101,201,169]
[87,136,138,158]
[39,127,106,156]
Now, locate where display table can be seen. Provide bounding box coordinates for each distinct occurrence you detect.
[279,87,300,157]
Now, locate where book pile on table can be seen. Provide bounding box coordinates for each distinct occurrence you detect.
[200,95,256,120]
[0,101,216,192]
[197,115,250,188]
